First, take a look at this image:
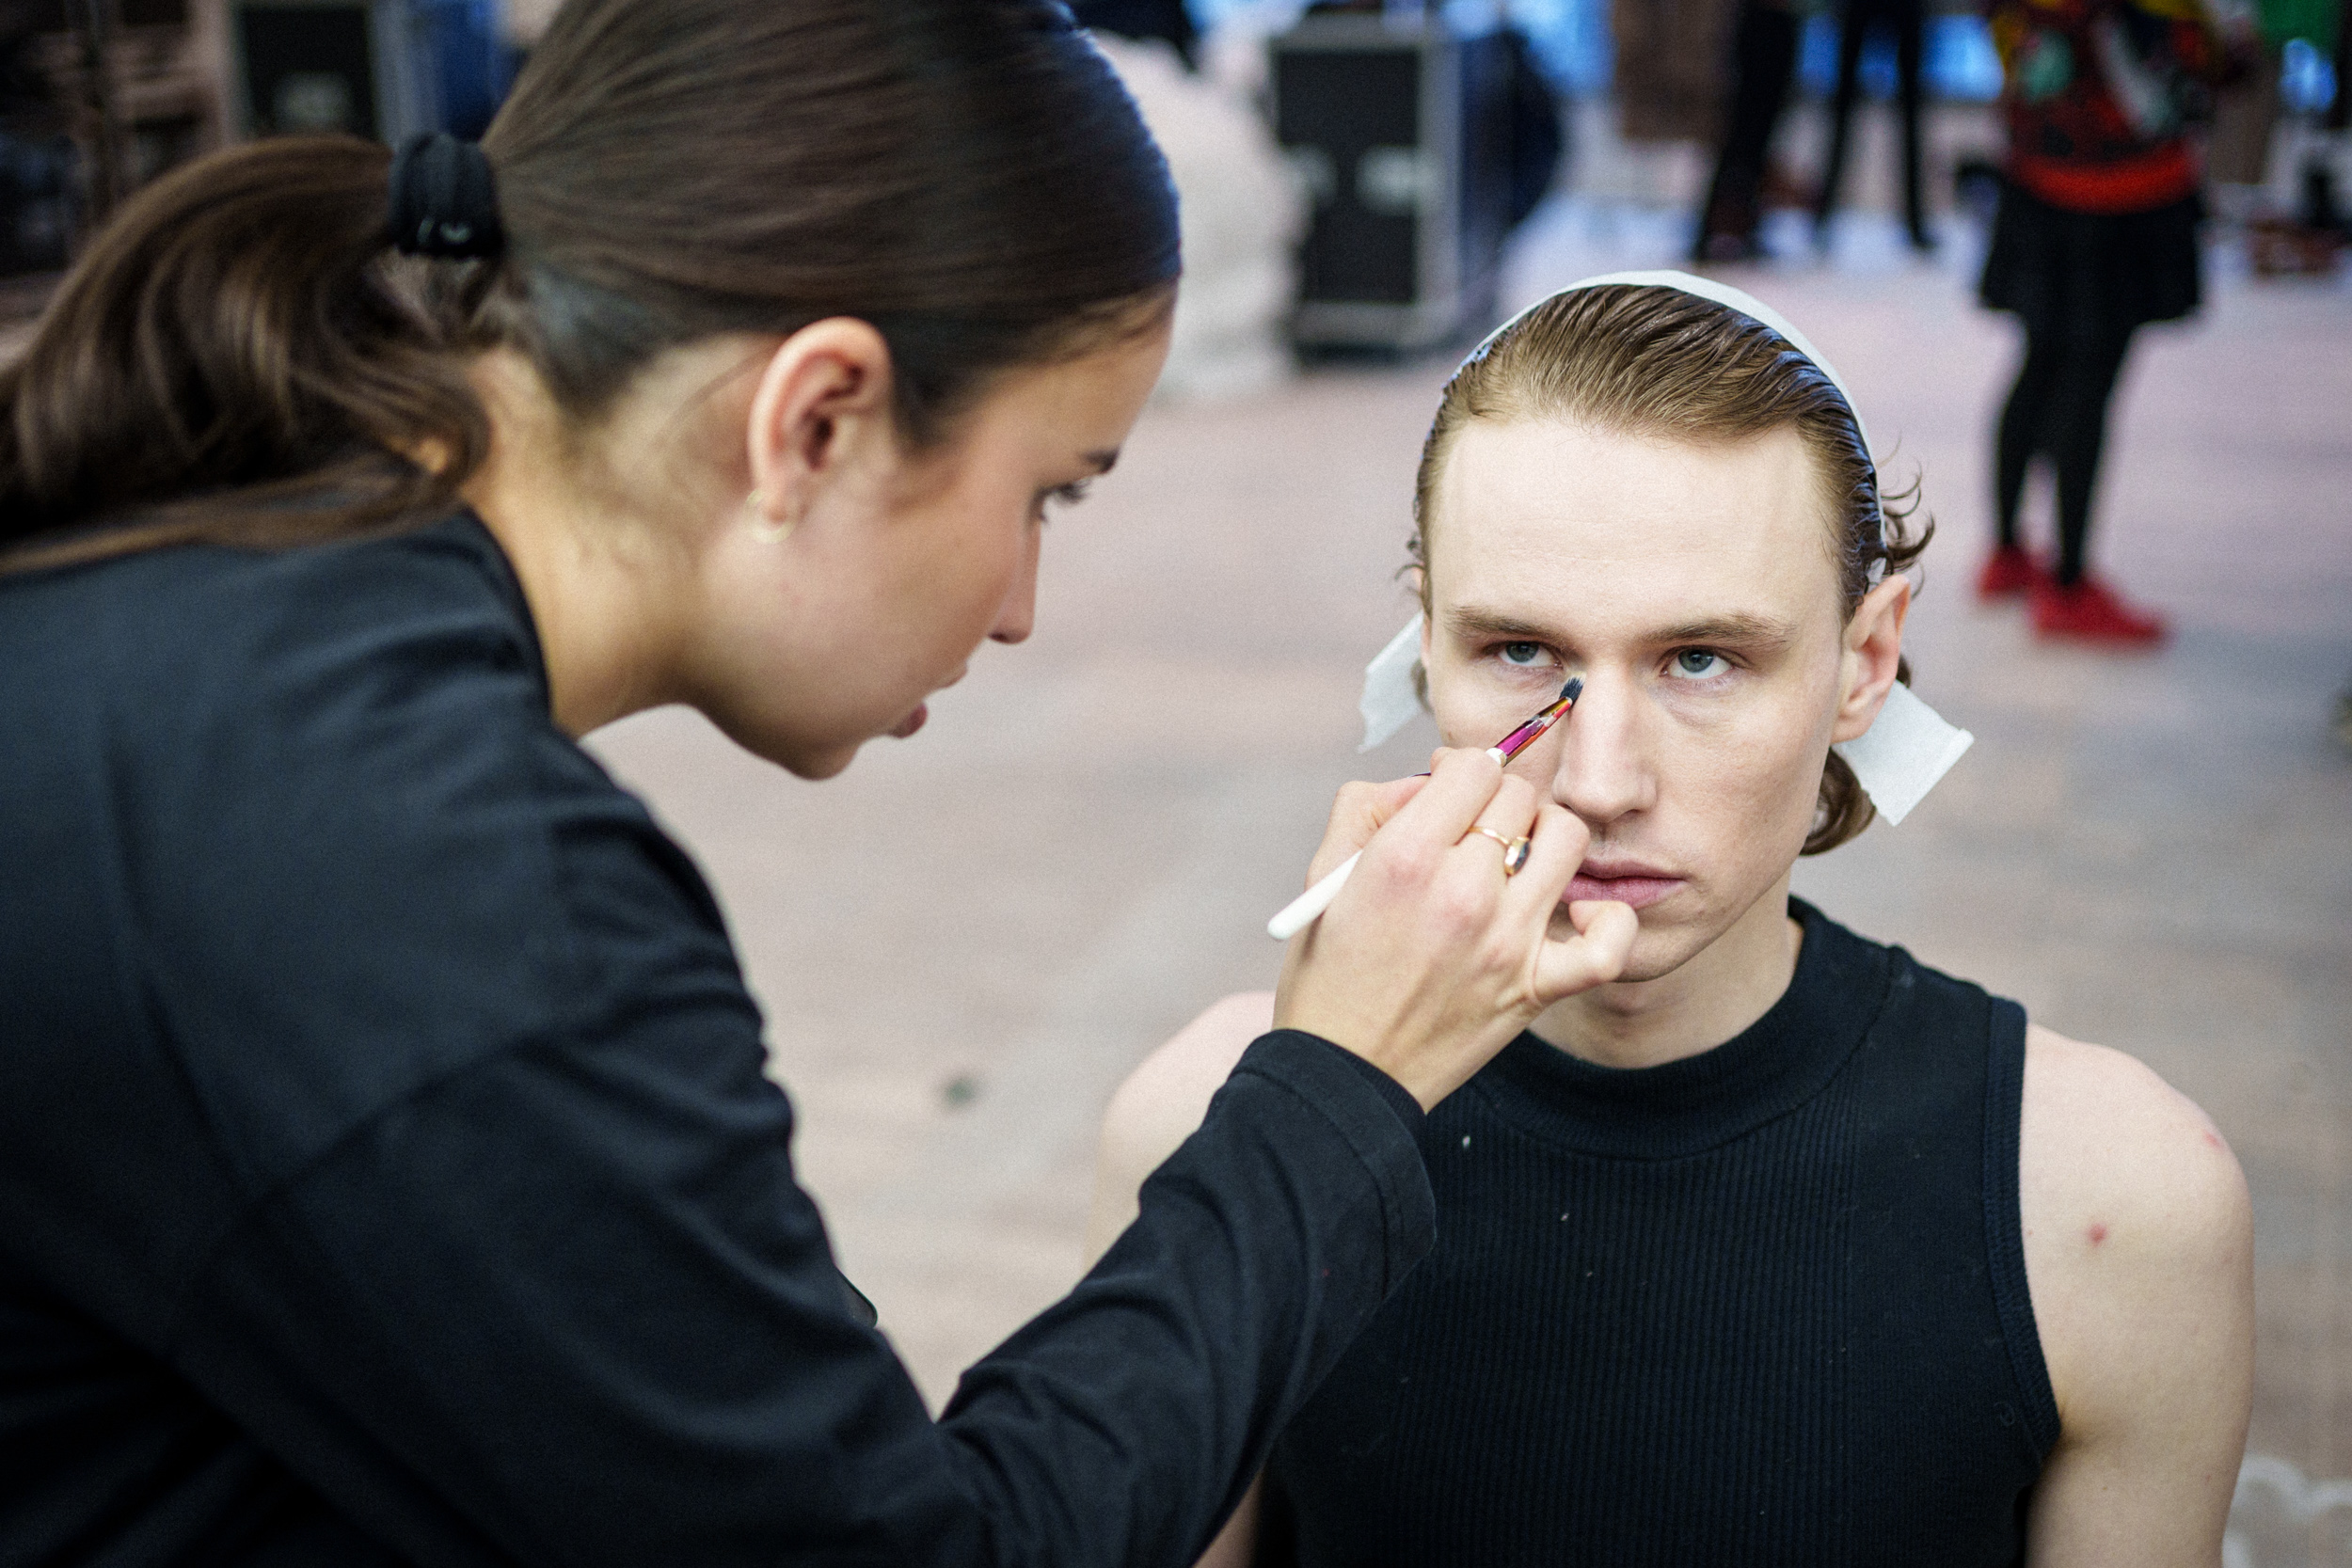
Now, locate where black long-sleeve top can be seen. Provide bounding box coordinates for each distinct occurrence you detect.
[0,513,1437,1566]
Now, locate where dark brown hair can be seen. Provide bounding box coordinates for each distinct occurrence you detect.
[1410,284,1932,854]
[0,0,1179,575]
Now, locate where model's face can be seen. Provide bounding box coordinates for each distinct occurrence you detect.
[695,324,1169,778]
[1423,419,1873,982]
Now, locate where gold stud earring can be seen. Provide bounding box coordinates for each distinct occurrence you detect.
[746,488,796,545]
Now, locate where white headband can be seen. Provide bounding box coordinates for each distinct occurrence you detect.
[1359,270,1971,828]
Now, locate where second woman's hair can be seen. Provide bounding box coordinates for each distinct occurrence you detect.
[0,0,1179,571]
[1409,285,1932,854]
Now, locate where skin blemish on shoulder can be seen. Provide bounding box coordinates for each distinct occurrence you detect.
[2087,1222,2109,1246]
[2203,1130,2225,1149]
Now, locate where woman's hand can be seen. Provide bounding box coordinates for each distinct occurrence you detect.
[1273,748,1637,1110]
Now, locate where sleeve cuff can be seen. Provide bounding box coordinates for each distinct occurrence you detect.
[1273,1031,1425,1132]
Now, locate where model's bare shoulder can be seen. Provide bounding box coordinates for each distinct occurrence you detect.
[1083,992,1277,1265]
[2021,1024,2250,1299]
[2018,1024,2253,1563]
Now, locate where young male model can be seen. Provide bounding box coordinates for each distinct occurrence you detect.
[1089,282,2253,1566]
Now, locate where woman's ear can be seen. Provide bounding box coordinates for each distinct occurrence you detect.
[1831,574,1913,744]
[743,318,898,537]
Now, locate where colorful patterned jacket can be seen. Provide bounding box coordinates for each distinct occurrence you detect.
[1989,0,2226,211]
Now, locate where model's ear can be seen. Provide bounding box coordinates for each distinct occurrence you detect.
[1831,575,1912,745]
[743,318,898,535]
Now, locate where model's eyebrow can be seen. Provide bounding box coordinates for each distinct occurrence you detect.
[1081,449,1120,476]
[1646,613,1801,652]
[1446,607,1562,642]
[1447,605,1800,652]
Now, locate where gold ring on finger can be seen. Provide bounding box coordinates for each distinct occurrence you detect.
[1465,826,1534,877]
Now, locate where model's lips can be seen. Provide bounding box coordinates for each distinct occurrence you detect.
[889,703,929,739]
[1566,863,1684,910]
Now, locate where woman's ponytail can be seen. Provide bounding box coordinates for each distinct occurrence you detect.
[0,135,488,569]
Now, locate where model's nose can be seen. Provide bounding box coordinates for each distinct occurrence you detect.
[1547,671,1656,829]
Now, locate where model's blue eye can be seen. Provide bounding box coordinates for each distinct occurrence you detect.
[1669,649,1729,679]
[1500,641,1548,667]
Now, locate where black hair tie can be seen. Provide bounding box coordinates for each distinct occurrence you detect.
[389,133,505,261]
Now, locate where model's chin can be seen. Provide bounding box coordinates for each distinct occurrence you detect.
[1612,931,1714,985]
[1551,895,1710,985]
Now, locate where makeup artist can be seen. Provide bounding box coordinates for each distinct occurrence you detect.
[0,2,1636,1563]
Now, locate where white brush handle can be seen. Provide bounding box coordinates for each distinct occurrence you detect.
[1266,746,1516,941]
[1266,851,1360,941]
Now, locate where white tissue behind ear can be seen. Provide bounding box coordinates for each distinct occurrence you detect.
[1832,680,1974,826]
[1359,615,1426,752]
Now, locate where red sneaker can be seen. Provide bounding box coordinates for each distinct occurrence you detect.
[1976,545,2043,600]
[2030,576,2168,645]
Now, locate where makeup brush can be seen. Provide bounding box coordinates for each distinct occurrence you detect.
[1266,677,1582,942]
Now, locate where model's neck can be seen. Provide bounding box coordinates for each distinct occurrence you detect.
[1531,875,1804,1071]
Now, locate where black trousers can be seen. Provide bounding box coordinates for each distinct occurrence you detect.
[1694,1,1801,251]
[1994,320,2137,585]
[1815,0,1929,245]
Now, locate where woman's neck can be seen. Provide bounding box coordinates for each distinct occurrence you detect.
[459,349,727,738]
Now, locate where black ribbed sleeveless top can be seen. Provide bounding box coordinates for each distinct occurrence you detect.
[1259,899,2060,1567]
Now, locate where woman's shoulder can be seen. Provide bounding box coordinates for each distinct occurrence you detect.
[191,512,540,704]
[24,511,672,909]
[3,509,684,962]
[3,511,544,729]
[10,513,600,827]
[0,513,746,1194]
[0,505,654,920]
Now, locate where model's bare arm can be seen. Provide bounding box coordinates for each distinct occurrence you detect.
[2019,1025,2254,1567]
[1086,991,1279,1568]
[1084,991,1274,1259]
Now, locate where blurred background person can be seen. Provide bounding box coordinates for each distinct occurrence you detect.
[1976,0,2225,642]
[1692,0,1804,260]
[1498,7,1572,234]
[1814,0,1935,249]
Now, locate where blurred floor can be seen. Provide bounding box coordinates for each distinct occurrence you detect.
[588,196,2352,1547]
